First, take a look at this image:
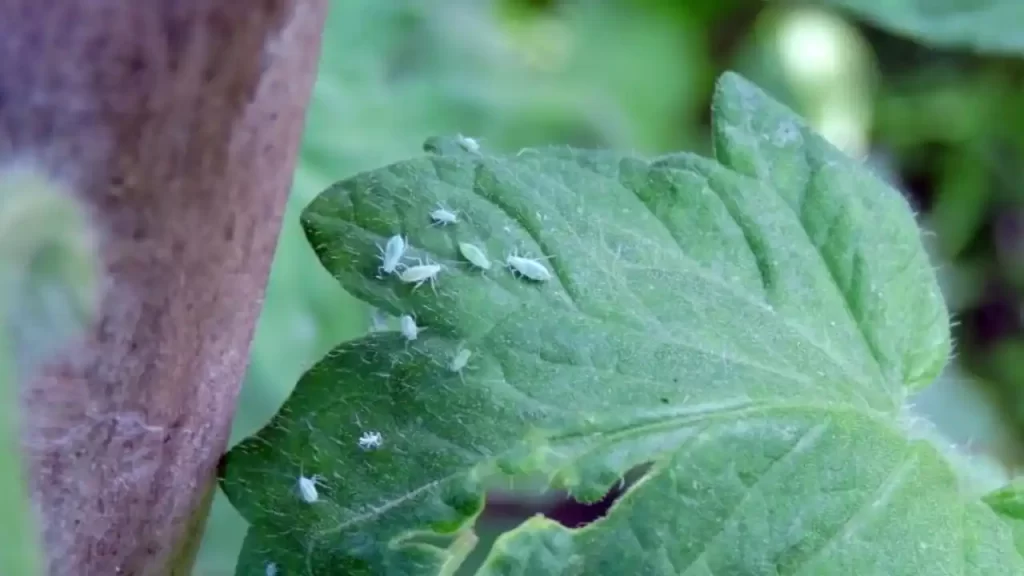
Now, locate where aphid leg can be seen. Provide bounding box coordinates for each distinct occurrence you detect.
[412,273,438,294]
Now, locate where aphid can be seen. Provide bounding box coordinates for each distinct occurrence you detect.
[457,134,480,153]
[429,203,459,226]
[369,307,390,332]
[458,242,492,270]
[506,250,552,282]
[397,257,442,291]
[377,234,407,277]
[296,474,321,504]
[358,430,383,451]
[399,314,419,341]
[266,562,278,576]
[449,347,472,373]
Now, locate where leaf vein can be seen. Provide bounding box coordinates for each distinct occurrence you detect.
[682,422,831,573]
[785,450,920,575]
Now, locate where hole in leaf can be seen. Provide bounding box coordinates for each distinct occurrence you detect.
[549,463,651,527]
[455,464,652,573]
[490,463,651,529]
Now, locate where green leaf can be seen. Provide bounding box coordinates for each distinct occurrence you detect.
[985,481,1024,557]
[201,1,716,571]
[220,72,1021,575]
[0,168,99,375]
[925,145,989,259]
[0,167,100,576]
[801,0,1024,56]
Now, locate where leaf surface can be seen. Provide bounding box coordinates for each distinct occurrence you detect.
[985,481,1024,558]
[220,73,1023,575]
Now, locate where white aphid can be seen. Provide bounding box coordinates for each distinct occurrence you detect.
[457,134,480,153]
[296,474,320,503]
[506,251,552,282]
[369,307,390,332]
[358,430,383,451]
[266,562,278,576]
[449,347,472,373]
[458,242,491,270]
[377,234,407,276]
[397,258,442,291]
[399,314,419,341]
[429,204,459,226]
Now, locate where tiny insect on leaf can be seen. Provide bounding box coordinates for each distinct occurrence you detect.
[429,204,459,226]
[369,307,390,332]
[397,259,442,290]
[358,431,383,451]
[296,475,319,503]
[449,347,472,373]
[506,252,552,282]
[377,234,407,276]
[458,242,491,270]
[399,314,419,341]
[457,134,480,153]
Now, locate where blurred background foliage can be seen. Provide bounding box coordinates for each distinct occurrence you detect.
[194,0,1024,572]
[0,168,99,576]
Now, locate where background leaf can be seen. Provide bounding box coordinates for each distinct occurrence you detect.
[0,166,100,576]
[797,0,1024,55]
[220,73,1024,574]
[985,481,1024,557]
